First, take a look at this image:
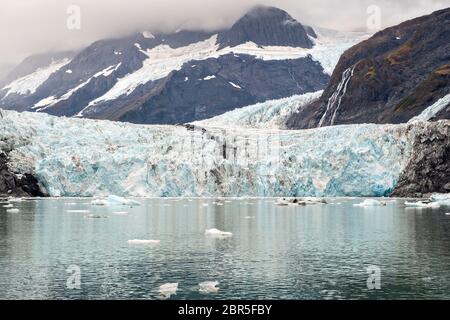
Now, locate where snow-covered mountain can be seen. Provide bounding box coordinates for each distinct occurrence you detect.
[0,6,368,124]
[1,109,448,198]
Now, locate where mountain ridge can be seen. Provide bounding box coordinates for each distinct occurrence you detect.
[287,7,450,129]
[0,6,347,125]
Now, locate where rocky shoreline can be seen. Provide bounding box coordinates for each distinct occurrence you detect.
[0,152,46,197]
[391,121,450,198]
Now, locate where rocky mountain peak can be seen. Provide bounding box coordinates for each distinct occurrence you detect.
[217,5,314,49]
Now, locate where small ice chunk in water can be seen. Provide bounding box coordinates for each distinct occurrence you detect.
[404,201,440,209]
[92,195,141,207]
[6,208,20,213]
[3,204,14,208]
[205,228,233,238]
[158,283,178,298]
[8,198,24,203]
[353,199,386,207]
[67,210,91,213]
[199,281,220,294]
[84,214,108,219]
[445,213,450,216]
[113,212,128,216]
[128,239,161,245]
[91,199,109,206]
[430,193,450,206]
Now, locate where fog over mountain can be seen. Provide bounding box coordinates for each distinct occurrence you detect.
[0,0,448,70]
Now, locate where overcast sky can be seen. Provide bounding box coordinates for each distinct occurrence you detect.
[1,0,449,74]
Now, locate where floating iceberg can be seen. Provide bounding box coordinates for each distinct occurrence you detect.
[276,197,327,206]
[158,283,178,298]
[199,281,220,294]
[205,229,233,238]
[91,195,141,207]
[113,211,129,216]
[84,214,108,219]
[404,201,440,209]
[354,199,387,207]
[430,193,450,206]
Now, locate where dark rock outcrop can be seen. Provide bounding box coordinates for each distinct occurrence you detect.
[0,152,46,197]
[391,121,450,198]
[287,8,450,129]
[217,6,313,49]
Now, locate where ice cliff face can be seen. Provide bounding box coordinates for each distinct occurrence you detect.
[0,109,427,198]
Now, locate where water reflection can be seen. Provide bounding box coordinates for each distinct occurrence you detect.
[0,198,448,299]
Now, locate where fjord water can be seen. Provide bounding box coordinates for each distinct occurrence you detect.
[0,198,449,300]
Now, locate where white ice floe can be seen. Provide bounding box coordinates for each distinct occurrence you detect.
[91,195,141,207]
[113,211,129,216]
[91,199,109,206]
[353,199,387,207]
[128,239,161,245]
[158,283,178,298]
[199,281,220,294]
[404,201,441,209]
[67,210,91,213]
[84,214,108,219]
[276,197,327,206]
[6,208,20,213]
[429,193,450,206]
[205,228,233,238]
[3,204,14,208]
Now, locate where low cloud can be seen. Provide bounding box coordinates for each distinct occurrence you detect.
[0,0,448,69]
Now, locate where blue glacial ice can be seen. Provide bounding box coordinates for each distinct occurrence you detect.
[0,109,416,197]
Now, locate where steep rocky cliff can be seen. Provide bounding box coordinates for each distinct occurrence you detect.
[391,121,450,198]
[287,8,450,129]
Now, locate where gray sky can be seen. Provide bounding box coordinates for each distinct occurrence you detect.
[1,0,449,74]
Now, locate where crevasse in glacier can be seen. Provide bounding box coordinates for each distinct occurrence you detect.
[0,109,414,197]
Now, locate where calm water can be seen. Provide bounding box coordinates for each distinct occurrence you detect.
[0,197,449,300]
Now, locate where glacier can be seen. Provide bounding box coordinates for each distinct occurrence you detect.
[193,91,323,129]
[0,109,419,198]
